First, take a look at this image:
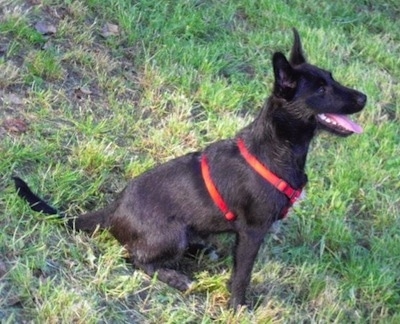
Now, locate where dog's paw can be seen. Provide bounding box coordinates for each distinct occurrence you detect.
[174,276,194,292]
[228,297,248,311]
[157,269,193,291]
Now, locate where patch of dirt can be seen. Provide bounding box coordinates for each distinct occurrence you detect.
[2,118,28,134]
[0,2,143,123]
[0,90,28,139]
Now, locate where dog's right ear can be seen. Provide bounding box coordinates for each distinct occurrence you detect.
[289,28,306,66]
[272,52,298,100]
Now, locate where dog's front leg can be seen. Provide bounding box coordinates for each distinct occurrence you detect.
[229,230,264,309]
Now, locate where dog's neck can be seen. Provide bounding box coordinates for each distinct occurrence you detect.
[238,97,315,188]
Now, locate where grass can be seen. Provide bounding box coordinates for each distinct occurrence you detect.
[1,0,399,322]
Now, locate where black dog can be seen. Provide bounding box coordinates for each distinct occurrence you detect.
[14,29,366,309]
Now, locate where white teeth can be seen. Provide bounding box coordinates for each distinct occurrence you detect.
[319,114,337,125]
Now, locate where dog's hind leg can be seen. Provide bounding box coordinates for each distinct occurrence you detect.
[129,241,194,291]
[138,263,193,291]
[124,225,195,291]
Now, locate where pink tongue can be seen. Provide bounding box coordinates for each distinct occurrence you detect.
[325,113,363,134]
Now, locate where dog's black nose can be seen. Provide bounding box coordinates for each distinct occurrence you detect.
[357,93,367,107]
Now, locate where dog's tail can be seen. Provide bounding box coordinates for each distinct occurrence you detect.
[13,177,59,215]
[13,177,111,232]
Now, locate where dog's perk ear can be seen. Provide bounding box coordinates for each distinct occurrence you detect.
[272,52,297,99]
[289,28,306,66]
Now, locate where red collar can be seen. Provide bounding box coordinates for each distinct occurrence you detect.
[201,138,303,221]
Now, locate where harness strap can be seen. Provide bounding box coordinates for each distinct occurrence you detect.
[201,138,303,221]
[201,155,236,221]
[236,138,303,211]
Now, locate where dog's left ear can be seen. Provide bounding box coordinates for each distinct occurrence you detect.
[272,52,298,99]
[289,28,306,66]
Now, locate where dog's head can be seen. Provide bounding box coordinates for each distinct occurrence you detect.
[272,28,367,136]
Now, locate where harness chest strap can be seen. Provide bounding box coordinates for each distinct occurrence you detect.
[201,155,236,221]
[201,138,303,221]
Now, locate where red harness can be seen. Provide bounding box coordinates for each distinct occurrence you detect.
[201,138,303,221]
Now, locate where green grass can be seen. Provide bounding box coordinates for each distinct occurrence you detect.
[1,0,399,322]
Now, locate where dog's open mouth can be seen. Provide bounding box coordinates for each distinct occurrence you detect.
[317,113,363,135]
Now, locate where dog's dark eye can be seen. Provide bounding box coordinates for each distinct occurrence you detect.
[317,85,326,94]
